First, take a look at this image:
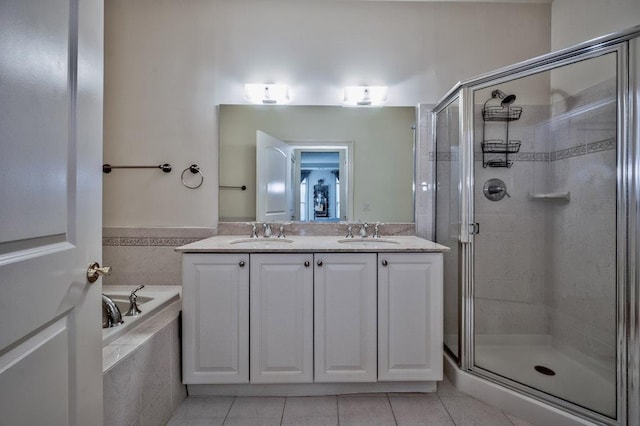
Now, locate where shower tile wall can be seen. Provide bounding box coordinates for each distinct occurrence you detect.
[417,103,436,240]
[473,104,550,337]
[545,78,617,374]
[473,76,617,373]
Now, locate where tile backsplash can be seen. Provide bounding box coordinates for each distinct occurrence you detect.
[102,227,216,286]
[102,223,417,286]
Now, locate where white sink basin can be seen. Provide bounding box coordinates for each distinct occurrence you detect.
[337,238,399,244]
[229,238,294,245]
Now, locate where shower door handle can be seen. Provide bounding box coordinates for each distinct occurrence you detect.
[469,223,480,235]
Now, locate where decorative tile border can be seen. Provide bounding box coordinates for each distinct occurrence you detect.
[102,227,217,247]
[102,237,120,246]
[431,137,616,163]
[102,237,203,247]
[587,138,616,154]
[549,145,587,161]
[120,237,149,246]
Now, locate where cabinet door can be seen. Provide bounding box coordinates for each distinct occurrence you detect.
[182,253,249,384]
[378,253,443,381]
[250,253,314,383]
[314,253,377,382]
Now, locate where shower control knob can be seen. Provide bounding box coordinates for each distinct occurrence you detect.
[483,178,510,202]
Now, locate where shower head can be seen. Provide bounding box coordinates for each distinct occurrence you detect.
[501,94,516,106]
[491,90,516,106]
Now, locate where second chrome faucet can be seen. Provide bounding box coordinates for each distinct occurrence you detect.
[247,222,289,239]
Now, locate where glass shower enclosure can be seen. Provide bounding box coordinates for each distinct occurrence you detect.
[434,27,640,425]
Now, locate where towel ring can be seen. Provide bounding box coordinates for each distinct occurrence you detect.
[181,164,204,189]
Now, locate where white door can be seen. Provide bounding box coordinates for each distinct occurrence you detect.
[314,253,377,382]
[378,253,443,381]
[182,254,249,384]
[250,253,313,383]
[256,131,293,222]
[0,0,103,425]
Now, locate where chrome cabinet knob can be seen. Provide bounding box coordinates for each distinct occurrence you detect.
[304,261,310,267]
[239,260,246,267]
[317,260,323,267]
[381,260,388,266]
[87,262,112,283]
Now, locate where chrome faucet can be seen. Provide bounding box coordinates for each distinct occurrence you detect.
[359,221,369,238]
[247,222,258,238]
[373,222,384,238]
[102,294,124,328]
[125,285,145,316]
[263,223,272,238]
[345,225,354,238]
[277,224,286,239]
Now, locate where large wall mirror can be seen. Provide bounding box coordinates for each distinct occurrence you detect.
[219,105,415,223]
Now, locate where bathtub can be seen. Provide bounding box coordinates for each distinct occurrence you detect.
[102,285,181,372]
[102,285,185,426]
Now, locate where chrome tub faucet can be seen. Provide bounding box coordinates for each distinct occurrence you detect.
[102,294,123,328]
[125,285,145,317]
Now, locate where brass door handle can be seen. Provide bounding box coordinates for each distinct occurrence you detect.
[87,262,112,283]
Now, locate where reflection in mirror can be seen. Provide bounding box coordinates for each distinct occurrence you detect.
[300,152,340,222]
[219,105,416,223]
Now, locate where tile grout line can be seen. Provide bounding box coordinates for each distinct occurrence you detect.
[503,410,518,426]
[280,397,288,425]
[221,396,236,425]
[435,393,459,425]
[385,393,399,426]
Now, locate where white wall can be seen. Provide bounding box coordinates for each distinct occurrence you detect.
[212,1,551,106]
[104,0,218,227]
[104,0,551,227]
[550,1,639,103]
[551,0,640,51]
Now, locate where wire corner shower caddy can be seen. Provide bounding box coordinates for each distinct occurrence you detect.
[481,90,522,168]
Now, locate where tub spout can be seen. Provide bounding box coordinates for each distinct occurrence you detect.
[102,294,124,328]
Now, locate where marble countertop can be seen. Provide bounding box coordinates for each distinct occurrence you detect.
[176,235,449,253]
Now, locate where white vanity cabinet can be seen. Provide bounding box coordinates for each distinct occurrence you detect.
[250,253,314,383]
[377,253,443,381]
[179,236,447,389]
[182,253,249,384]
[314,253,377,382]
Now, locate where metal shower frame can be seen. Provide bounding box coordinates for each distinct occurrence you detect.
[432,25,640,426]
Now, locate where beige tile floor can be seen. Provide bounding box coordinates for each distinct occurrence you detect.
[166,379,537,426]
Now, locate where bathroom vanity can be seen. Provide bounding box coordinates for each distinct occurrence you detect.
[177,235,448,394]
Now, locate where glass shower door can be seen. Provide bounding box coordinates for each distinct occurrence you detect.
[470,51,619,419]
[435,95,462,362]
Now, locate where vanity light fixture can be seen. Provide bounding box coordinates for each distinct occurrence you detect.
[343,86,388,106]
[244,84,290,104]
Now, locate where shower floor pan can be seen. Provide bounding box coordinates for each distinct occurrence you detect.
[473,335,616,418]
